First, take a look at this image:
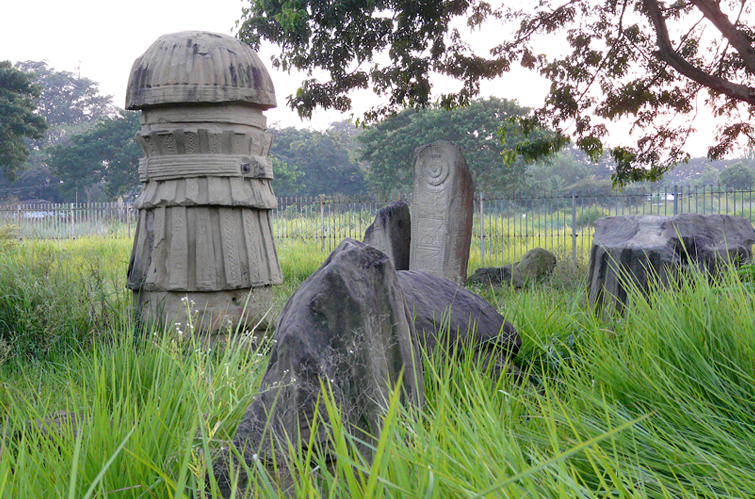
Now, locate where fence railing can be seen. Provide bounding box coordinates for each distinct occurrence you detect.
[271,185,755,264]
[3,185,755,265]
[0,202,135,240]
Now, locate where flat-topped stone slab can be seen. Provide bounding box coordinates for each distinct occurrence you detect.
[587,214,755,314]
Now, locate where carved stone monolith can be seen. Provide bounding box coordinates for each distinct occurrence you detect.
[215,239,424,495]
[588,214,755,314]
[125,31,283,333]
[363,201,411,270]
[410,141,474,285]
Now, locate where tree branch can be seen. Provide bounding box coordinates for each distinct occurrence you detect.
[642,0,755,105]
[690,0,755,75]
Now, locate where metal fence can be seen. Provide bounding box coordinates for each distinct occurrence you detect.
[271,185,755,264]
[0,202,135,239]
[3,185,755,265]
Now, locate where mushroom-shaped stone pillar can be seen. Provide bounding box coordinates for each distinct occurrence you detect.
[125,31,283,333]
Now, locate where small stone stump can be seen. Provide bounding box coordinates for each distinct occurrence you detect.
[468,265,524,289]
[362,201,411,270]
[588,214,755,314]
[216,239,423,495]
[125,31,283,332]
[410,141,474,285]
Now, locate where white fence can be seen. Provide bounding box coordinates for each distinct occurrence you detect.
[3,185,755,264]
[0,203,135,239]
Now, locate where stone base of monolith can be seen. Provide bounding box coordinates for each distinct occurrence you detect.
[133,287,276,334]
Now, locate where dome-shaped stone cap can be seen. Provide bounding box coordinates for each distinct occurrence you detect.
[126,31,276,110]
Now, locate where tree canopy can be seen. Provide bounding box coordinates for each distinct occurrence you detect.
[239,0,755,187]
[718,161,755,189]
[47,110,141,202]
[269,124,367,196]
[0,61,116,202]
[0,61,47,180]
[357,97,542,196]
[14,61,114,147]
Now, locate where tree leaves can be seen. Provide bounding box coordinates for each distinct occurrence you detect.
[358,98,540,196]
[47,111,141,202]
[0,61,47,181]
[240,0,755,187]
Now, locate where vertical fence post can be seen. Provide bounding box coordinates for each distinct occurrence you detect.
[673,185,678,215]
[16,204,20,231]
[70,203,75,239]
[479,192,485,266]
[571,189,577,262]
[320,195,325,251]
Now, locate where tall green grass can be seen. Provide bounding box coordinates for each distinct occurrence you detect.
[0,238,131,364]
[2,239,755,497]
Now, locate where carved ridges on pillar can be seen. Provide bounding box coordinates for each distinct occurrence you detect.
[127,206,282,292]
[134,177,277,210]
[126,31,276,110]
[136,129,273,157]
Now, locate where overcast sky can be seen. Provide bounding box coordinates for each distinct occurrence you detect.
[2,0,723,157]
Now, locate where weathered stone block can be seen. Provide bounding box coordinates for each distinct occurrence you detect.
[410,141,474,285]
[216,239,423,495]
[518,248,558,281]
[468,265,524,288]
[398,270,520,377]
[588,214,755,314]
[363,201,411,270]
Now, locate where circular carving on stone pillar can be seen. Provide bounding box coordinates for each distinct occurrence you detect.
[421,153,450,189]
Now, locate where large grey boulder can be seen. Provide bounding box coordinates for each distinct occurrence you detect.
[397,270,521,375]
[588,214,755,314]
[216,239,424,495]
[363,201,411,270]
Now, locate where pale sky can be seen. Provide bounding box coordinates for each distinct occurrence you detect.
[1,0,724,157]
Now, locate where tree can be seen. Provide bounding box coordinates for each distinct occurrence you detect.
[525,145,614,194]
[0,61,47,180]
[14,61,114,147]
[271,155,305,197]
[269,125,366,196]
[719,162,755,189]
[47,110,141,202]
[239,0,755,187]
[357,97,542,196]
[0,61,115,201]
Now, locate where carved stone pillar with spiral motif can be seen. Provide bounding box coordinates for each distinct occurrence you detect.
[125,31,283,333]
